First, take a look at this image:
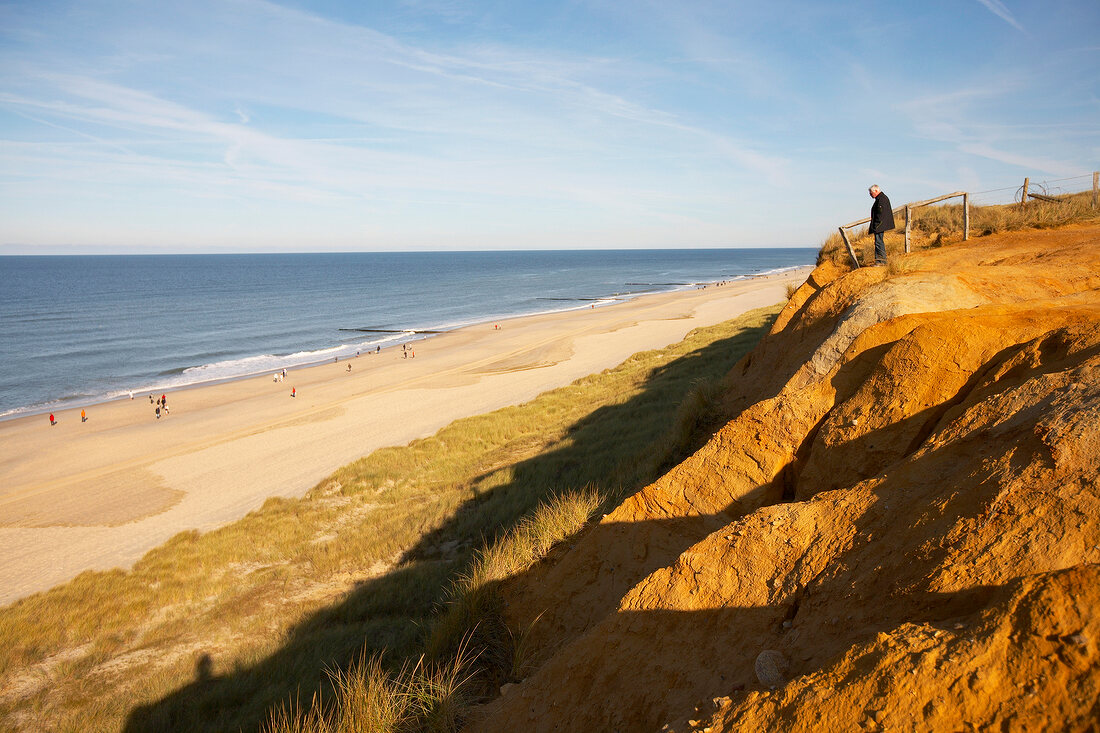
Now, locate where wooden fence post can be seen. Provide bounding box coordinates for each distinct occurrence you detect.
[963,193,970,241]
[1022,177,1029,205]
[1093,171,1098,209]
[904,205,911,253]
[838,227,860,269]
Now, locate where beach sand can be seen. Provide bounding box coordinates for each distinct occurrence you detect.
[0,268,810,606]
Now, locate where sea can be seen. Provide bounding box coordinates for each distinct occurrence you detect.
[0,248,816,420]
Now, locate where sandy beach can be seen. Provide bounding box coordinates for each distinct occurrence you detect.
[0,268,810,606]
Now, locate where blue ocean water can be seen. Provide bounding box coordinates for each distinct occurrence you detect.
[0,248,815,419]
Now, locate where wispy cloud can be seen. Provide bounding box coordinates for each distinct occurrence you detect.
[974,0,1024,31]
[894,78,1092,177]
[1,1,793,219]
[2,0,1096,250]
[956,143,1081,178]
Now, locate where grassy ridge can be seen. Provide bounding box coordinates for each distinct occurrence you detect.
[0,304,783,733]
[819,190,1099,266]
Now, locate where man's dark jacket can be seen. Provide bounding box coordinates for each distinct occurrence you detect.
[870,192,896,234]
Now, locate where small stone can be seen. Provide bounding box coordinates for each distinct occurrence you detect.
[500,682,517,695]
[712,696,731,709]
[782,620,793,629]
[755,650,790,687]
[1068,633,1087,647]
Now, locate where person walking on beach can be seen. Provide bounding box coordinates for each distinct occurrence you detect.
[868,184,895,266]
[291,387,296,398]
[49,413,56,426]
[81,409,86,423]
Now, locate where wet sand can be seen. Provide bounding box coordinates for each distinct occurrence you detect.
[0,268,810,605]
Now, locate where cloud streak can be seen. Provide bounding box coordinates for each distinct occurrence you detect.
[1,0,1096,250]
[974,0,1025,31]
[1,3,792,221]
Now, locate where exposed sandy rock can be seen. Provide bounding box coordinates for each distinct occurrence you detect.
[467,224,1100,732]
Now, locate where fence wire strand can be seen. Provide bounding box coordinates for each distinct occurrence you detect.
[973,173,1093,197]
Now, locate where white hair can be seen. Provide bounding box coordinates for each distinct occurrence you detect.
[868,184,880,193]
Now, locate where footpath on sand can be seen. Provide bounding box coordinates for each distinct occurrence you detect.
[0,269,810,606]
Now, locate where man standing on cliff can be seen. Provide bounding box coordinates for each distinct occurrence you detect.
[868,184,895,266]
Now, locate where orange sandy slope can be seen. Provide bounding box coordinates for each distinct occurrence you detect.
[467,224,1100,732]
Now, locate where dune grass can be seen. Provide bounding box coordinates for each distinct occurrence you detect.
[818,190,1099,267]
[265,643,479,733]
[0,303,783,733]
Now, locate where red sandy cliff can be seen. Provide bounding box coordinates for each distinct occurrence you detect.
[467,224,1100,732]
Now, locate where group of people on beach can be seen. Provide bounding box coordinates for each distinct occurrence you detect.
[47,391,170,425]
[151,393,169,419]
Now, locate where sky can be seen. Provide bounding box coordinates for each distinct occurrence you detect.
[0,0,1097,253]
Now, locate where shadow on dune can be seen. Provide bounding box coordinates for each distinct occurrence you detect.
[457,443,1016,732]
[122,314,779,733]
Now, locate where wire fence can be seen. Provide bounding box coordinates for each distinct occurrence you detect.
[967,172,1098,208]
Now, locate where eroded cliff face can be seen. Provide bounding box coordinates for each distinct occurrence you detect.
[466,224,1100,732]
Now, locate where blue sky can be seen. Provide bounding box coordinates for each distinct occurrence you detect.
[1,0,1097,252]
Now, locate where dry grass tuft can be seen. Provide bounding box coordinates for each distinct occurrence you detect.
[425,489,602,679]
[264,643,478,733]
